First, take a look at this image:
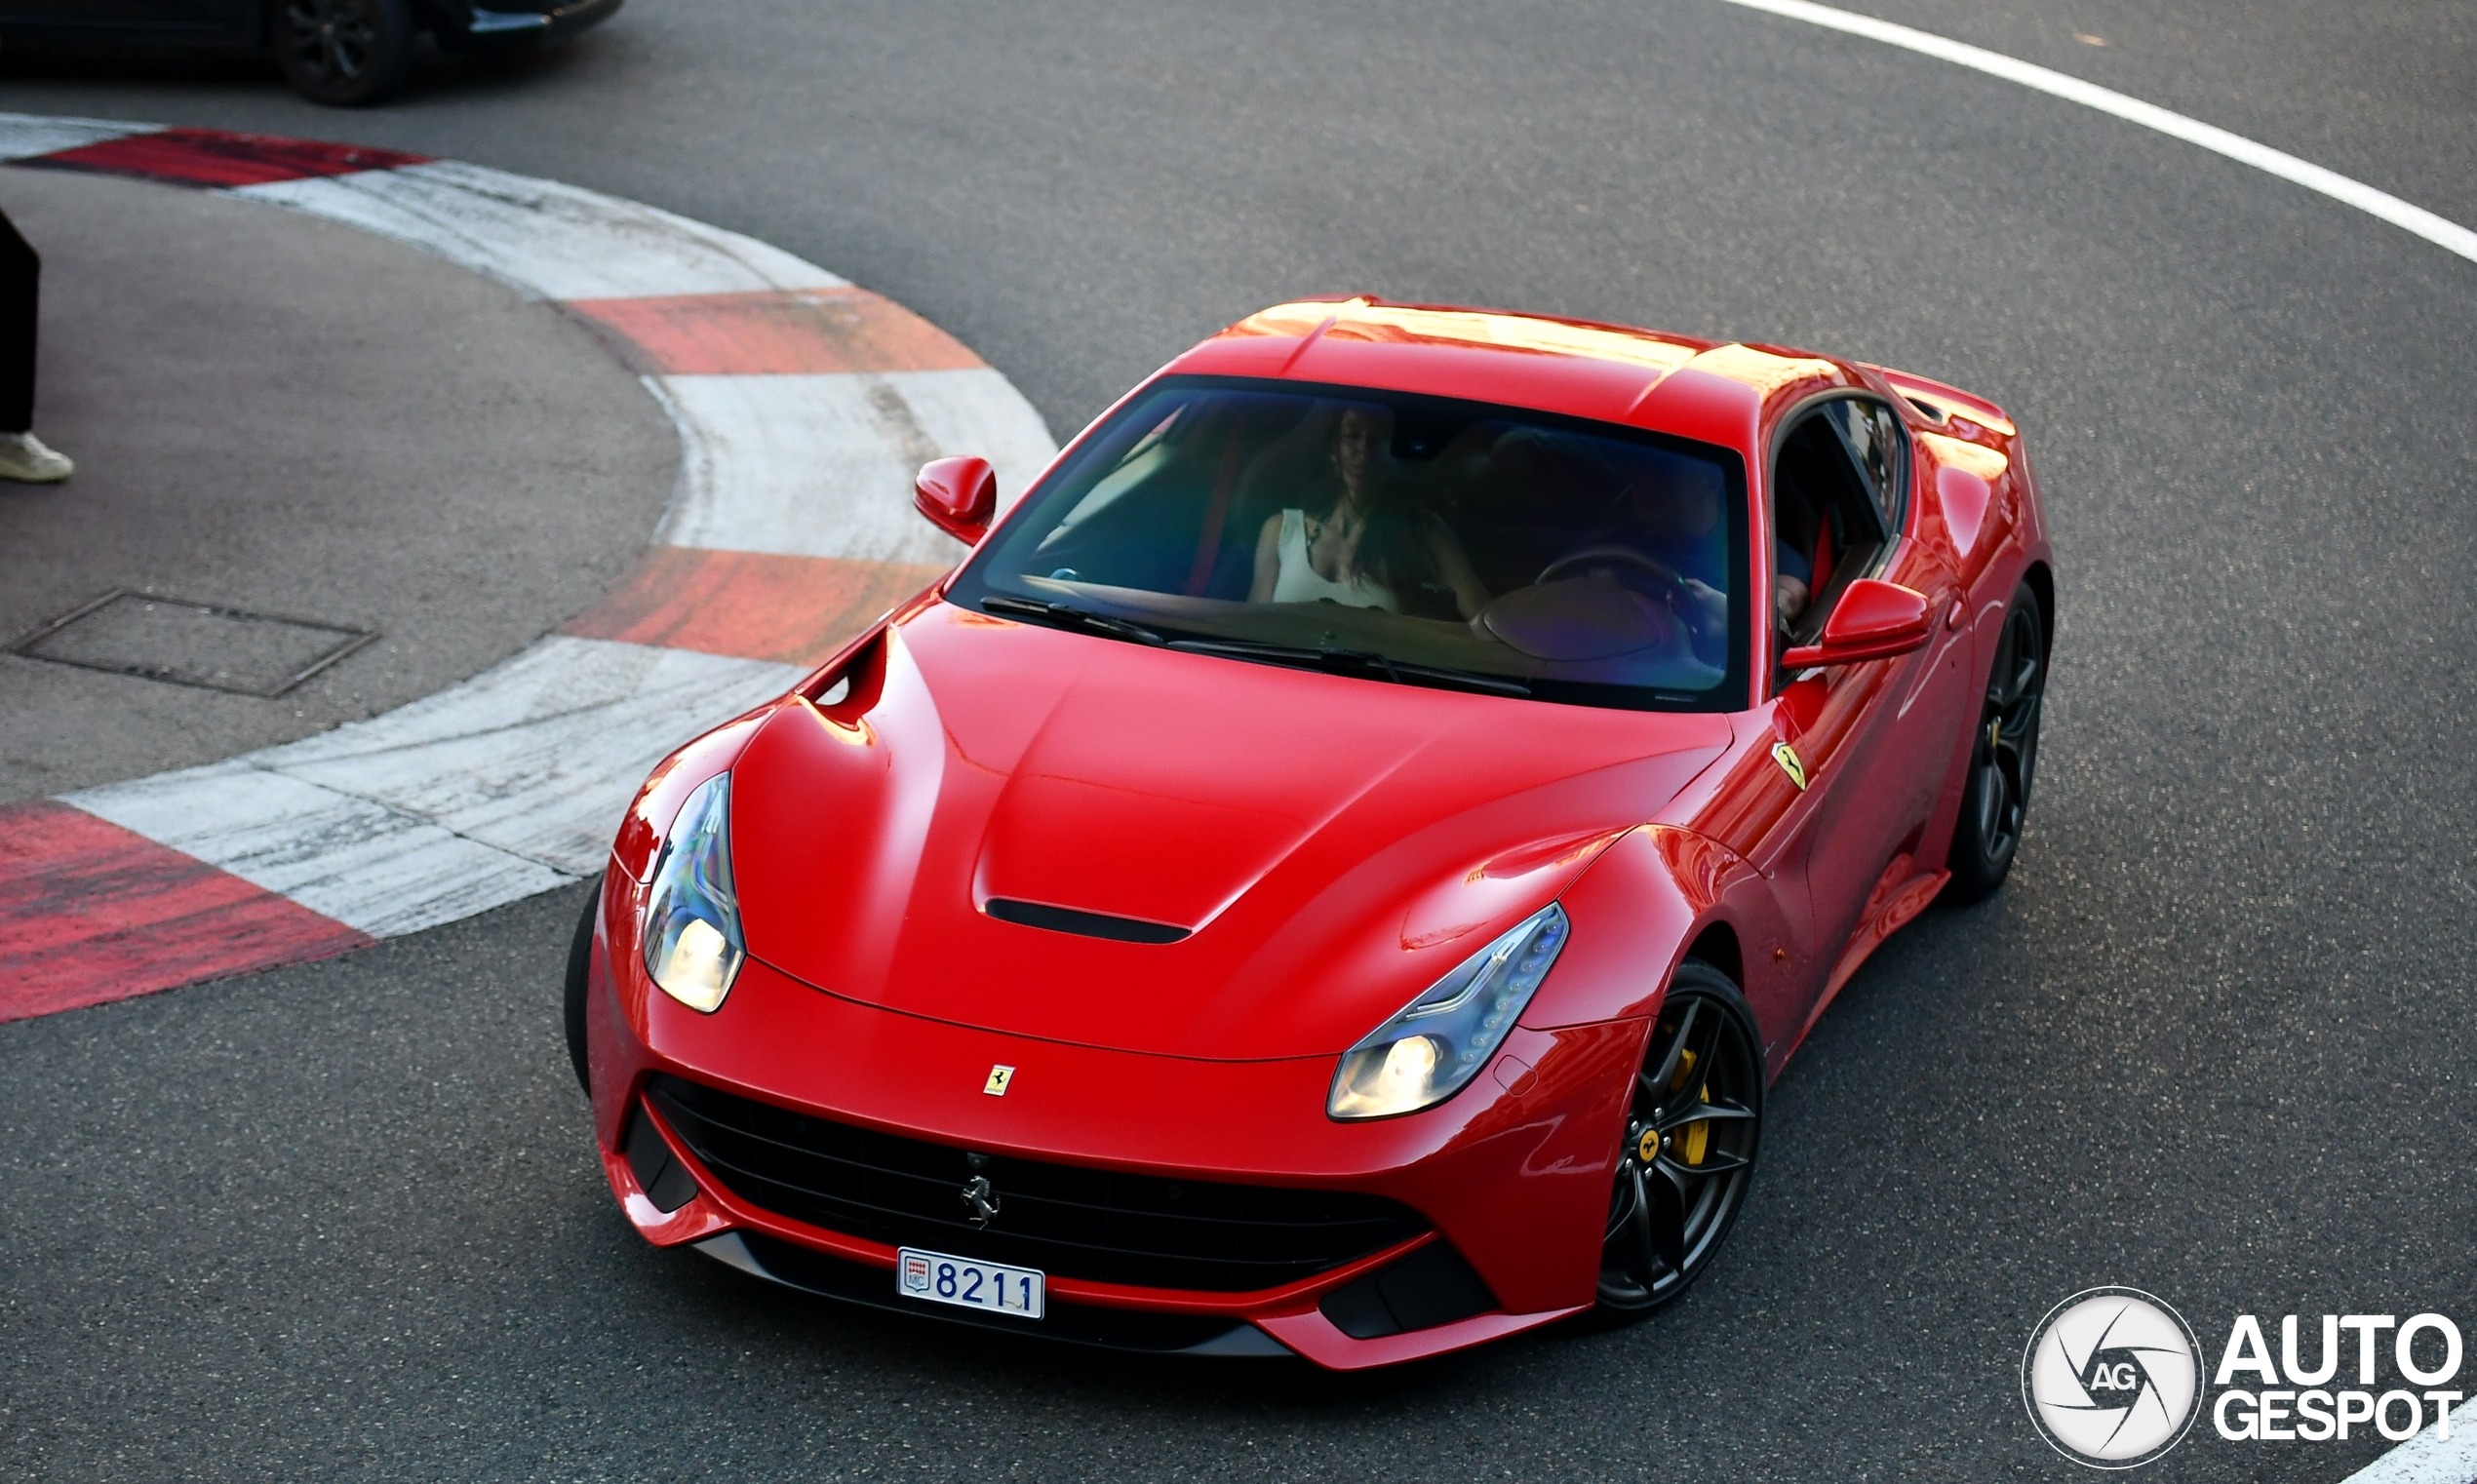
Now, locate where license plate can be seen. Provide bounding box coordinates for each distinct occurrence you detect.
[896,1247,1044,1320]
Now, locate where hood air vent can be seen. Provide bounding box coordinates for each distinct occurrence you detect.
[984,899,1191,945]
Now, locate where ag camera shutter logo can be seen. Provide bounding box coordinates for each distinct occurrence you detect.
[2023,1287,2204,1467]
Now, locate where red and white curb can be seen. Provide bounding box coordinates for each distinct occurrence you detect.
[0,114,1055,1022]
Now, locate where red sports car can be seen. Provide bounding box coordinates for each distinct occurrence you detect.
[568,297,2053,1369]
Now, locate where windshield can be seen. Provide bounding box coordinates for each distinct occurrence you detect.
[947,376,1750,710]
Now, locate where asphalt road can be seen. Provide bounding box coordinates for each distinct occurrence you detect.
[4,3,2474,1480]
[0,167,672,803]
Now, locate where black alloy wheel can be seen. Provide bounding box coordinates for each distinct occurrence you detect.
[276,0,415,107]
[563,877,602,1093]
[1946,582,2047,902]
[1593,960,1762,1318]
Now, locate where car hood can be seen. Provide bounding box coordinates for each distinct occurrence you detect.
[729,601,1730,1060]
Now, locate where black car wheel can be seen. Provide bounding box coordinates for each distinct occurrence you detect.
[277,0,415,107]
[1946,582,2047,902]
[564,877,602,1094]
[1592,960,1762,1319]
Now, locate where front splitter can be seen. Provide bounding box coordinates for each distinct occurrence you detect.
[690,1230,1298,1357]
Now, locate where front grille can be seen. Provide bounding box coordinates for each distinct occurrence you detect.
[647,1074,1427,1293]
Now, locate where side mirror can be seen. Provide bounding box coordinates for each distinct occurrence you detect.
[1780,578,1933,670]
[915,455,997,545]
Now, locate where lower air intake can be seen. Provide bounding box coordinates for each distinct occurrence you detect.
[647,1074,1425,1292]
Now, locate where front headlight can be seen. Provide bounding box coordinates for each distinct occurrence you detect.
[641,773,745,1013]
[1327,903,1570,1120]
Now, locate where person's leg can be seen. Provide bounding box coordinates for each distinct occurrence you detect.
[0,206,70,482]
[0,207,36,436]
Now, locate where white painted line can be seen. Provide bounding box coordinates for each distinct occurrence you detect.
[67,761,566,938]
[256,636,802,878]
[235,160,849,300]
[0,112,158,162]
[2338,1396,2477,1484]
[66,638,798,930]
[649,370,1057,563]
[1712,0,2477,266]
[1700,23,2477,1471]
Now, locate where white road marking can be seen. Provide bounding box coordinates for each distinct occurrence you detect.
[2337,1397,2477,1484]
[1707,20,2471,1478]
[0,113,155,161]
[256,637,802,877]
[63,639,798,931]
[1713,0,2477,266]
[1702,22,2477,1464]
[236,160,849,300]
[67,762,565,938]
[649,370,1057,562]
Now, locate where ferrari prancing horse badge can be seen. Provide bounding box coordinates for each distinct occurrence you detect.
[984,1064,1015,1096]
[1771,741,1810,791]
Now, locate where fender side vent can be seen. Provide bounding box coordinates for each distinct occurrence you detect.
[984,898,1191,944]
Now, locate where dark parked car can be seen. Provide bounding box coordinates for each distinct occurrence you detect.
[0,0,621,106]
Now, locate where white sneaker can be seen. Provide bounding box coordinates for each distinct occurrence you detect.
[0,431,72,483]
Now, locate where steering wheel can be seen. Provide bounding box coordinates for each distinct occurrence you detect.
[1536,544,1692,603]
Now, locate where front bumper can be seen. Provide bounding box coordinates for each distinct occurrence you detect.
[586,887,1640,1369]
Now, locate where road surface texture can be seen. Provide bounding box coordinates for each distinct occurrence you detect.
[0,165,673,803]
[2,2,2471,1479]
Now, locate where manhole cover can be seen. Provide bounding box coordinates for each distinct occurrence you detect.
[11,590,374,697]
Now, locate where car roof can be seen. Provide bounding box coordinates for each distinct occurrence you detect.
[1164,297,1865,446]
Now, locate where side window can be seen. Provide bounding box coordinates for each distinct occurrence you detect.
[1819,398,1906,530]
[1772,400,1895,643]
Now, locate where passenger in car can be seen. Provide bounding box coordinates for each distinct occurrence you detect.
[1247,405,1490,618]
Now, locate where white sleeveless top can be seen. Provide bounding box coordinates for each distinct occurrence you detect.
[1272,508,1398,610]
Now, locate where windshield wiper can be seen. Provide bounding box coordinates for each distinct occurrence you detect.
[981,595,1162,645]
[1166,638,1530,697]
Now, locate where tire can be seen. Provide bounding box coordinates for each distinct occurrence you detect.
[275,0,415,107]
[1946,582,2048,903]
[1591,958,1763,1322]
[563,876,602,1095]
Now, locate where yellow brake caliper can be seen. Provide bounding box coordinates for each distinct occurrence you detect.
[1665,1046,1711,1166]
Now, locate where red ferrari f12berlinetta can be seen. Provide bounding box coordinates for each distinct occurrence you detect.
[569,296,2054,1369]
